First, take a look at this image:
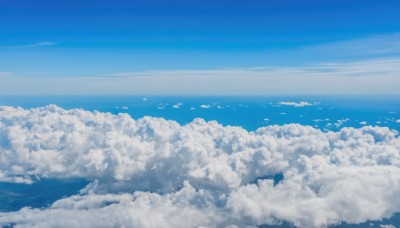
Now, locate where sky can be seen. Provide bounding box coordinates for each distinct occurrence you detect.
[0,0,399,95]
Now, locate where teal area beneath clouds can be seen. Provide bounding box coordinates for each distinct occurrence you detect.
[0,178,88,212]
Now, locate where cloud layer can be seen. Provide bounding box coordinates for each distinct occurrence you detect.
[2,57,400,95]
[0,106,400,227]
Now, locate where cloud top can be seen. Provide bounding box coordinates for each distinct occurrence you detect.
[200,104,211,109]
[0,106,400,227]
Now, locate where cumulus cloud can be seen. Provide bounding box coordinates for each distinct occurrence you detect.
[0,106,400,227]
[0,182,228,228]
[278,101,314,107]
[200,104,211,109]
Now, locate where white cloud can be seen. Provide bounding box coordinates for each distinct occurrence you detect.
[0,106,400,227]
[279,101,313,107]
[380,225,396,228]
[0,183,228,228]
[334,118,350,128]
[172,103,183,109]
[200,104,210,109]
[396,119,400,123]
[359,121,367,125]
[21,41,58,47]
[157,103,167,110]
[313,119,329,123]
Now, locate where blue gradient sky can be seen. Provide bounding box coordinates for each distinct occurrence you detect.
[0,0,399,94]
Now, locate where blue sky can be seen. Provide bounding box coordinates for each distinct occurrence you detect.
[0,0,399,94]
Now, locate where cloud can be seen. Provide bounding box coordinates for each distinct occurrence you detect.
[310,33,400,56]
[200,104,211,109]
[0,106,400,227]
[105,58,400,79]
[0,183,228,228]
[278,101,313,107]
[0,72,13,77]
[380,225,396,228]
[172,103,183,109]
[2,33,400,95]
[334,118,350,128]
[21,41,58,47]
[2,57,400,95]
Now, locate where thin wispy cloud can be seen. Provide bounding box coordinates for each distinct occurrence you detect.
[0,72,13,77]
[311,33,400,55]
[1,57,400,95]
[104,57,400,79]
[20,41,58,47]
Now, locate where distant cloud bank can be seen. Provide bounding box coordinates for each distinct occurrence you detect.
[0,106,400,227]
